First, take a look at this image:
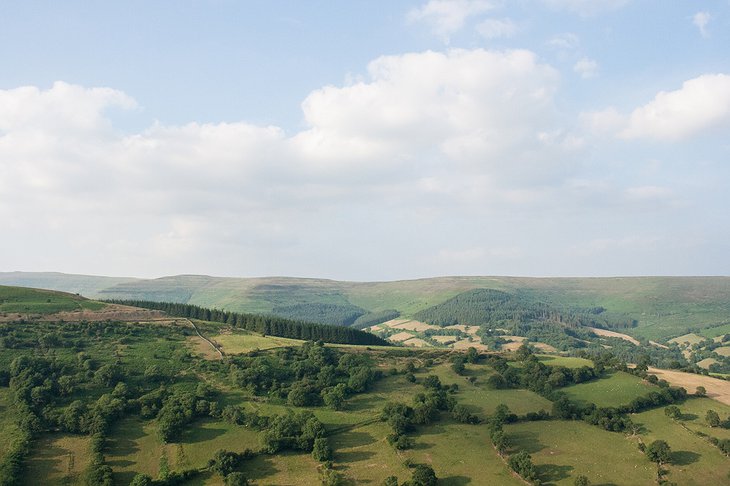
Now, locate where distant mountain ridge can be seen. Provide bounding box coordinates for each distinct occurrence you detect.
[2,271,730,341]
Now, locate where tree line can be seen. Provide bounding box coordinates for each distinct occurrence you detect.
[103,299,390,346]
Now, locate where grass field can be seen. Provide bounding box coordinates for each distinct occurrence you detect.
[0,388,21,462]
[538,356,594,369]
[21,434,91,486]
[562,371,656,408]
[506,420,656,485]
[210,332,303,354]
[670,397,730,442]
[0,285,105,314]
[633,406,730,485]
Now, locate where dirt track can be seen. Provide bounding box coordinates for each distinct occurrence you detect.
[648,367,730,406]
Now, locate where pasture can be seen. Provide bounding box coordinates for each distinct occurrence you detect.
[562,371,655,408]
[21,434,91,486]
[633,407,730,485]
[506,420,655,485]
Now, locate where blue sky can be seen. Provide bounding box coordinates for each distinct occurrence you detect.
[1,0,729,280]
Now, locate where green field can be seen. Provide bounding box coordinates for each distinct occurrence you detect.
[0,285,105,314]
[633,406,730,485]
[21,434,91,486]
[562,371,656,408]
[211,332,304,354]
[0,388,21,462]
[506,420,656,485]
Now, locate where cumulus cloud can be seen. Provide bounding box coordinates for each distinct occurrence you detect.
[693,11,711,38]
[573,57,599,78]
[541,0,630,16]
[407,0,495,41]
[476,18,519,39]
[621,74,730,140]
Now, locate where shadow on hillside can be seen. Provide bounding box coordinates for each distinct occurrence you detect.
[439,475,471,485]
[335,430,376,449]
[336,449,376,464]
[671,450,700,466]
[679,413,698,421]
[508,430,545,454]
[536,463,573,485]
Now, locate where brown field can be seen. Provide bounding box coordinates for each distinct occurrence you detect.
[648,367,730,406]
[402,337,430,347]
[588,327,640,345]
[444,324,479,335]
[668,333,705,346]
[384,319,439,332]
[714,346,730,357]
[187,335,221,360]
[431,335,457,344]
[389,332,416,342]
[697,358,719,369]
[533,342,558,353]
[452,340,489,351]
[649,340,669,349]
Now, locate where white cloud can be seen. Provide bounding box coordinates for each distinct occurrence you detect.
[547,33,579,50]
[407,0,495,41]
[476,18,518,39]
[621,74,730,140]
[541,0,630,16]
[693,11,711,38]
[573,57,599,78]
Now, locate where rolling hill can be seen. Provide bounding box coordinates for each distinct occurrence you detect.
[2,272,730,341]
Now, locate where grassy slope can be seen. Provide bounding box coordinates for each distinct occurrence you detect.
[0,285,106,314]
[506,420,656,485]
[634,406,730,485]
[562,371,656,408]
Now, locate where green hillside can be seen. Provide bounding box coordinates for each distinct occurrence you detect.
[0,285,106,314]
[2,273,730,341]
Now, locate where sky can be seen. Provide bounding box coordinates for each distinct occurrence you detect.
[1,0,729,281]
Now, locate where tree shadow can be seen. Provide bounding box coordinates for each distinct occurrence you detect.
[246,454,280,480]
[679,413,698,421]
[179,422,226,443]
[536,463,573,485]
[411,440,435,451]
[508,430,545,454]
[334,430,376,449]
[336,450,376,464]
[439,475,471,485]
[671,450,700,466]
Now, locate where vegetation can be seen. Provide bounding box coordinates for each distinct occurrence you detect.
[1,284,729,485]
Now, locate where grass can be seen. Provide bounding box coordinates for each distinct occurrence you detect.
[402,421,524,486]
[21,434,91,486]
[537,355,594,368]
[210,332,303,354]
[562,371,656,408]
[633,406,730,485]
[506,420,656,485]
[671,397,730,442]
[0,285,105,314]
[0,388,21,462]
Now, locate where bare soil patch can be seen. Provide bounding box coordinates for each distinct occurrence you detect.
[444,324,479,335]
[648,367,730,406]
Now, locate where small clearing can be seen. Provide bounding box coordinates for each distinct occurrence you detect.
[669,333,705,346]
[431,335,457,344]
[533,342,558,353]
[452,340,489,351]
[402,337,430,347]
[388,331,415,342]
[385,319,439,332]
[714,346,730,357]
[588,327,640,345]
[444,324,479,335]
[648,367,730,406]
[697,357,719,369]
